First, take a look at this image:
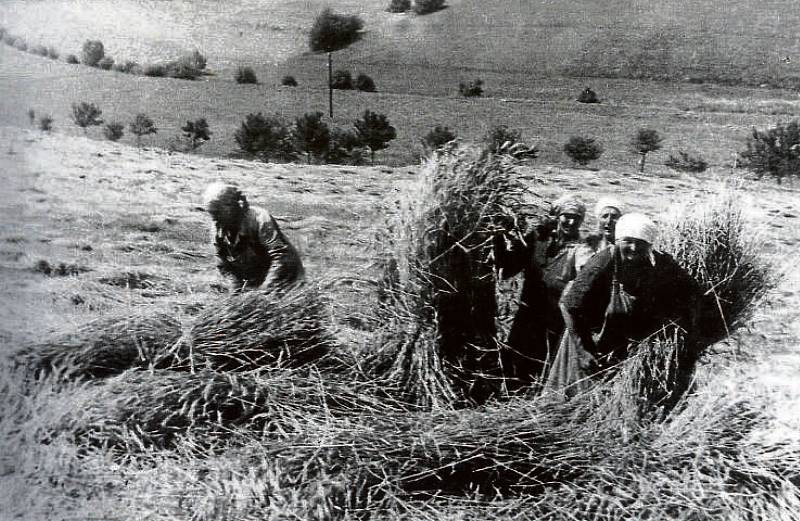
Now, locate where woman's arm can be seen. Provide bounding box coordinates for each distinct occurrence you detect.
[492,229,537,279]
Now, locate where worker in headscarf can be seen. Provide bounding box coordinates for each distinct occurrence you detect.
[493,195,587,385]
[545,213,700,397]
[575,197,624,272]
[202,183,304,292]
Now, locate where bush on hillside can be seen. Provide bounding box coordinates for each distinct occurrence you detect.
[143,64,166,77]
[309,8,364,53]
[97,56,114,70]
[235,66,258,84]
[129,113,157,147]
[739,120,800,184]
[2,33,16,46]
[38,115,53,132]
[413,0,447,15]
[183,50,207,71]
[355,73,377,92]
[331,69,353,90]
[388,0,411,12]
[46,46,59,60]
[459,79,483,97]
[326,127,365,164]
[81,40,105,67]
[113,60,140,74]
[630,128,663,172]
[281,75,298,87]
[577,87,600,104]
[181,118,211,150]
[354,110,396,164]
[103,122,124,142]
[65,54,79,64]
[71,102,103,134]
[665,150,708,173]
[165,59,201,80]
[27,109,35,126]
[292,112,330,163]
[563,135,603,166]
[483,125,522,154]
[30,44,48,57]
[234,113,295,162]
[13,38,27,52]
[422,126,457,150]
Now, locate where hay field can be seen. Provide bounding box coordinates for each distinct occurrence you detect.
[0,125,799,518]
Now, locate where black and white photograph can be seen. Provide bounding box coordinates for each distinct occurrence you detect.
[0,0,798,518]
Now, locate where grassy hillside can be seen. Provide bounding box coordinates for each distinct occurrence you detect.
[4,45,800,169]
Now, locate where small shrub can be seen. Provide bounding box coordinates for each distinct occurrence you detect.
[665,150,708,173]
[182,49,207,71]
[27,109,35,126]
[459,78,483,97]
[577,87,600,104]
[38,115,53,132]
[65,54,79,64]
[112,60,140,74]
[483,125,522,154]
[291,112,330,163]
[97,56,114,70]
[30,44,48,56]
[71,102,103,134]
[309,8,364,53]
[234,112,294,161]
[166,59,201,80]
[13,37,27,52]
[281,75,298,87]
[388,0,411,12]
[739,120,800,184]
[326,126,365,164]
[46,46,59,59]
[422,125,457,150]
[81,40,104,67]
[143,64,166,77]
[413,0,446,15]
[563,135,603,166]
[331,69,353,90]
[630,128,663,172]
[103,122,124,142]
[355,73,377,92]
[235,66,258,84]
[354,110,396,164]
[129,113,157,147]
[181,118,211,150]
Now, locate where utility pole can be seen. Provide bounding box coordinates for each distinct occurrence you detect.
[328,52,333,118]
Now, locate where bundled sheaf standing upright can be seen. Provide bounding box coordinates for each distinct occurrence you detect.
[369,142,528,407]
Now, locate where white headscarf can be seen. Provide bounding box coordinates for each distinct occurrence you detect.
[615,213,657,245]
[202,182,241,208]
[594,197,624,218]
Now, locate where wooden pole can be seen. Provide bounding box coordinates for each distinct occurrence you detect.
[328,51,333,118]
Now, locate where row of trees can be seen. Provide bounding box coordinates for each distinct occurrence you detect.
[235,110,396,164]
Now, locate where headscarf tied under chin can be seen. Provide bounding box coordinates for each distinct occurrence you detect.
[594,196,624,218]
[551,195,586,218]
[615,213,658,265]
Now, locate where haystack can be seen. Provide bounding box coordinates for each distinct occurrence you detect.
[368,143,528,407]
[157,283,337,372]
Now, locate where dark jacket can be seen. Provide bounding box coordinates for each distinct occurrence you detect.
[560,246,700,360]
[494,229,580,378]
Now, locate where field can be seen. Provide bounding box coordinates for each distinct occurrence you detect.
[1,0,800,518]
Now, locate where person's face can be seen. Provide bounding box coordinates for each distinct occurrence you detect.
[557,213,583,239]
[617,237,651,264]
[598,207,622,240]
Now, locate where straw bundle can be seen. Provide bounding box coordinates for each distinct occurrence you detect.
[157,283,336,372]
[16,311,183,379]
[61,368,401,449]
[369,143,529,406]
[658,184,779,343]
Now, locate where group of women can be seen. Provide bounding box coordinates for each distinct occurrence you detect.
[493,195,701,395]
